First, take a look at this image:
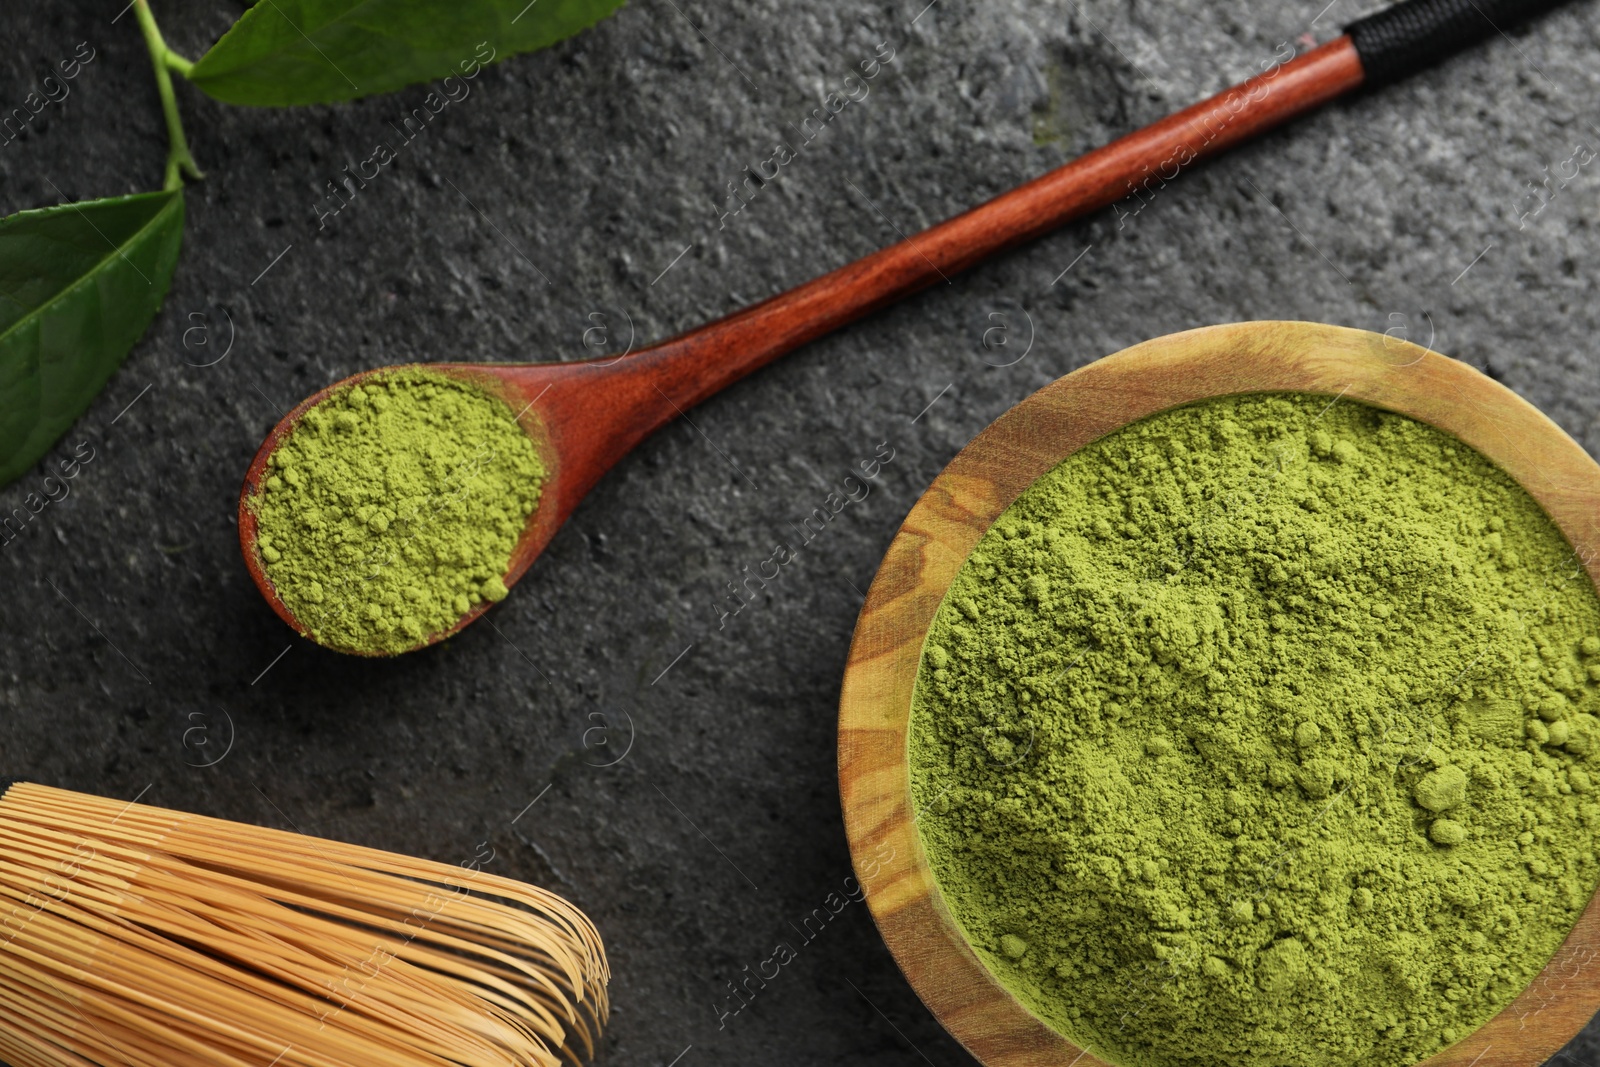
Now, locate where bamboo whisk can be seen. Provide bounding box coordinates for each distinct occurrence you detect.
[0,781,608,1067]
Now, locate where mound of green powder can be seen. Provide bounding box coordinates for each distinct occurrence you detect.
[909,393,1600,1067]
[252,370,545,654]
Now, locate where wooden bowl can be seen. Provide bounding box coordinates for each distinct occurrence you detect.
[837,321,1600,1067]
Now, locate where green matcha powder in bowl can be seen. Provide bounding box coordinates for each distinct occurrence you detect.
[908,393,1600,1067]
[249,369,545,655]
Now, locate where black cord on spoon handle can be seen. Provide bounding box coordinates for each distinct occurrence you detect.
[1346,0,1575,87]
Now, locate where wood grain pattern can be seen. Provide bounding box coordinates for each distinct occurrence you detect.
[837,321,1600,1067]
[238,40,1366,655]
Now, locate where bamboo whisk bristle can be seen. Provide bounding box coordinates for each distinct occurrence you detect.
[0,782,608,1067]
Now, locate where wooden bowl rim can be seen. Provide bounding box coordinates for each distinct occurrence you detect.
[837,320,1600,1067]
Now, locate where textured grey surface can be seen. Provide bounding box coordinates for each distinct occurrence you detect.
[4,0,1600,1064]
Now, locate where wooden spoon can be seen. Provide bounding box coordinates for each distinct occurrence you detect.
[838,321,1600,1067]
[241,35,1368,654]
[238,0,1561,654]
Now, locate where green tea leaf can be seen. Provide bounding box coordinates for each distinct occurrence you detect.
[0,190,184,487]
[187,0,627,107]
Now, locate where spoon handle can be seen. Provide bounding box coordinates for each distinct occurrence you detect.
[627,37,1364,414]
[545,0,1574,496]
[625,0,1576,419]
[1346,0,1575,88]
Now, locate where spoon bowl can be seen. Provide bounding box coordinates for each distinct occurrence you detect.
[241,363,541,654]
[239,355,652,655]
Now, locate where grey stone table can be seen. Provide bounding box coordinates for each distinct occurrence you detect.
[4,0,1600,1064]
